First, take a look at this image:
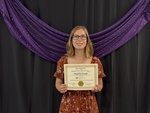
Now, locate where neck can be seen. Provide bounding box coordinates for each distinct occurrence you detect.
[74,50,85,59]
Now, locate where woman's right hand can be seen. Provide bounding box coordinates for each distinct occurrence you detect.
[58,84,67,93]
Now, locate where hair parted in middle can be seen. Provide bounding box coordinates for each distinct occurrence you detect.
[66,26,93,58]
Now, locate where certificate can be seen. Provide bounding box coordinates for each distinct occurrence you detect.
[64,64,98,90]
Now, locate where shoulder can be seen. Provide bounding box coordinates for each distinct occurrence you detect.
[57,55,67,63]
[92,56,103,64]
[92,56,100,61]
[93,56,99,60]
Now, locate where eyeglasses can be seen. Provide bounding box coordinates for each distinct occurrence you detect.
[72,35,87,40]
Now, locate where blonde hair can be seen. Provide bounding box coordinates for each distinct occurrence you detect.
[66,26,93,58]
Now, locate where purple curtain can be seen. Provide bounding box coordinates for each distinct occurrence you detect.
[0,0,150,62]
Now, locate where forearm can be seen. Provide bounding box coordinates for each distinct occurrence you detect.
[55,78,63,90]
[55,78,67,93]
[92,77,103,92]
[98,78,103,90]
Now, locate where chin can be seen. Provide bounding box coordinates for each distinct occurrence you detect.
[76,48,85,50]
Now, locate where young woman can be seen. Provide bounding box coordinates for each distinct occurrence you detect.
[54,26,106,113]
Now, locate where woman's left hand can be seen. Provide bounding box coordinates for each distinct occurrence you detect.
[92,84,102,92]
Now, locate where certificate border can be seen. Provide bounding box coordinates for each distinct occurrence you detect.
[64,64,98,90]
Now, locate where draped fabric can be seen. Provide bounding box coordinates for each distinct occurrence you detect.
[0,0,150,62]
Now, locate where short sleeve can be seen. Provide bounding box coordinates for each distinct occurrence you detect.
[92,57,106,78]
[53,56,67,80]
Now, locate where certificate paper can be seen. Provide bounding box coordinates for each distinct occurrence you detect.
[64,64,98,90]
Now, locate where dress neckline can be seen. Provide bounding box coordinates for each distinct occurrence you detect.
[65,56,94,64]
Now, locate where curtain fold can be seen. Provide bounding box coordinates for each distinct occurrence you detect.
[0,0,150,62]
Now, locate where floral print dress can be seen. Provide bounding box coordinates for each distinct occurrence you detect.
[54,56,106,113]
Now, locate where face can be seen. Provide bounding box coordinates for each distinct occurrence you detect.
[72,29,87,50]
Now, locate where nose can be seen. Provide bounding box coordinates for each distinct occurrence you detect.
[78,36,82,40]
